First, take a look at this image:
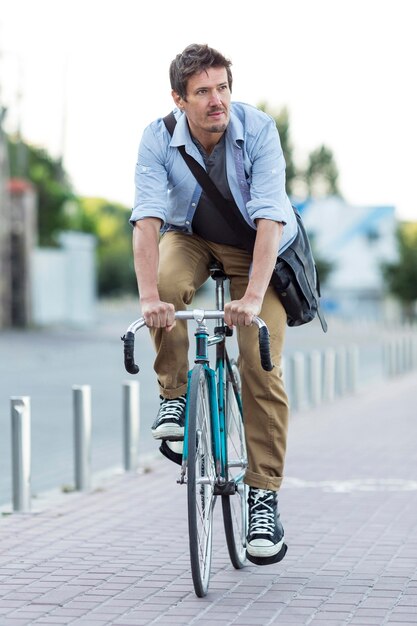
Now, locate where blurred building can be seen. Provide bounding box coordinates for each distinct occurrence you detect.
[7,178,37,326]
[0,132,96,328]
[0,108,12,327]
[297,196,399,321]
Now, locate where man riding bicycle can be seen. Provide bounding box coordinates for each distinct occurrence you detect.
[131,43,297,564]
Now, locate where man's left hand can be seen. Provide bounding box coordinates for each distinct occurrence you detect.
[224,295,262,328]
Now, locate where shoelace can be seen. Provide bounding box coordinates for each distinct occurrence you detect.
[249,489,276,536]
[159,396,186,422]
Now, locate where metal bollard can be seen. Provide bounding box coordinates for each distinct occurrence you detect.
[395,336,404,375]
[11,397,31,512]
[323,348,336,403]
[291,352,306,412]
[411,335,417,370]
[73,385,92,491]
[123,381,140,471]
[384,339,396,377]
[347,345,359,393]
[309,350,322,408]
[336,346,348,396]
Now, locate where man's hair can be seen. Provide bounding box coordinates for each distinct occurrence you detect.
[169,43,233,100]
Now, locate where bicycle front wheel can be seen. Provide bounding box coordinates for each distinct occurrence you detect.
[187,364,216,597]
[222,359,248,568]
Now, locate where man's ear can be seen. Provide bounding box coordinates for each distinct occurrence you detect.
[171,90,183,109]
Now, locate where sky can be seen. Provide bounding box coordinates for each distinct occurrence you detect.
[1,0,416,220]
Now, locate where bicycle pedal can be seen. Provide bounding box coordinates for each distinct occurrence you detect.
[246,543,288,566]
[213,481,236,496]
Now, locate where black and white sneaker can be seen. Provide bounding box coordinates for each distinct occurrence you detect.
[151,395,186,441]
[246,488,287,565]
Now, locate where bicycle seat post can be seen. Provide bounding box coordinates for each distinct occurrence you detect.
[209,262,228,330]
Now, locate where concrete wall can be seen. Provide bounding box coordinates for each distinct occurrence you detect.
[32,232,97,327]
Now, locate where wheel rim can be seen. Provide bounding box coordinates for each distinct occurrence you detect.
[222,362,248,567]
[187,366,216,595]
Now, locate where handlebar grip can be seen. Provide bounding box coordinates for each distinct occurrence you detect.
[258,326,274,372]
[122,331,140,374]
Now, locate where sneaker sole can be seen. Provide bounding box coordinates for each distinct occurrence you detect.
[246,542,288,566]
[246,536,286,558]
[152,425,184,441]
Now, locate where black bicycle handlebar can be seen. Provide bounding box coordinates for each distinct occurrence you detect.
[122,330,140,375]
[121,310,274,375]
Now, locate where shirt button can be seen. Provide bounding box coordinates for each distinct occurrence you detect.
[185,220,190,225]
[191,203,196,207]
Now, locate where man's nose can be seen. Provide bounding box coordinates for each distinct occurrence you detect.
[209,90,222,106]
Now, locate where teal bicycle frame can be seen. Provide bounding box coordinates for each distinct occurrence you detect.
[182,329,232,482]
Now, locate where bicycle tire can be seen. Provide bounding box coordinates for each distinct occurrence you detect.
[187,364,216,597]
[222,359,248,569]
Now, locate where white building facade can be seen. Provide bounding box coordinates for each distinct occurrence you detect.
[296,196,399,321]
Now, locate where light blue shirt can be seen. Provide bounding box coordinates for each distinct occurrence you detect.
[131,102,297,253]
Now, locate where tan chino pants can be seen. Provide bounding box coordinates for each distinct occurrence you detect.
[150,231,289,491]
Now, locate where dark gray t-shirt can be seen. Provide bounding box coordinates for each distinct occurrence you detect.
[191,134,244,247]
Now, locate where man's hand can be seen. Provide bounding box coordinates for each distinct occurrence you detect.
[140,297,176,332]
[224,294,263,328]
[223,219,283,329]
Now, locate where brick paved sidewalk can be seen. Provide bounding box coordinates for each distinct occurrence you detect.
[1,373,417,626]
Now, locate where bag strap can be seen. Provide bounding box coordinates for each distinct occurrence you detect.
[163,112,327,331]
[163,112,256,253]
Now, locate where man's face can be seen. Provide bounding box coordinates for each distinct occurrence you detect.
[173,66,231,141]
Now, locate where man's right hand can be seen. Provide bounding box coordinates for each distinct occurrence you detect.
[140,298,176,332]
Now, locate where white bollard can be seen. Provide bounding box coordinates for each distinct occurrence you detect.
[395,336,405,375]
[73,385,92,491]
[336,346,347,396]
[404,335,412,371]
[123,381,140,471]
[291,352,306,412]
[385,338,397,377]
[11,397,31,512]
[323,348,336,403]
[411,335,417,370]
[347,345,359,393]
[308,350,322,408]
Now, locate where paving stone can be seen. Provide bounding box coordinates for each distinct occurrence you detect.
[1,374,417,624]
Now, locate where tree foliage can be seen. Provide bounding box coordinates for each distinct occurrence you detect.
[75,197,136,296]
[7,135,135,295]
[305,145,340,197]
[382,222,417,319]
[258,103,297,192]
[259,104,341,200]
[7,136,77,245]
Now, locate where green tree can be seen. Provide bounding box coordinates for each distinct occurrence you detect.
[258,103,297,194]
[7,135,77,245]
[77,197,136,296]
[382,222,417,320]
[258,104,340,199]
[7,134,135,296]
[305,145,340,197]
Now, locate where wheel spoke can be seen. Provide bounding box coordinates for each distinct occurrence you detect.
[187,365,215,596]
[222,360,248,569]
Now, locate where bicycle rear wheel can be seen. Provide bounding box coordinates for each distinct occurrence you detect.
[222,359,248,569]
[187,364,216,597]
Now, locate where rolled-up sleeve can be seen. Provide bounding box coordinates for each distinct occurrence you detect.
[130,125,169,225]
[245,119,293,225]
